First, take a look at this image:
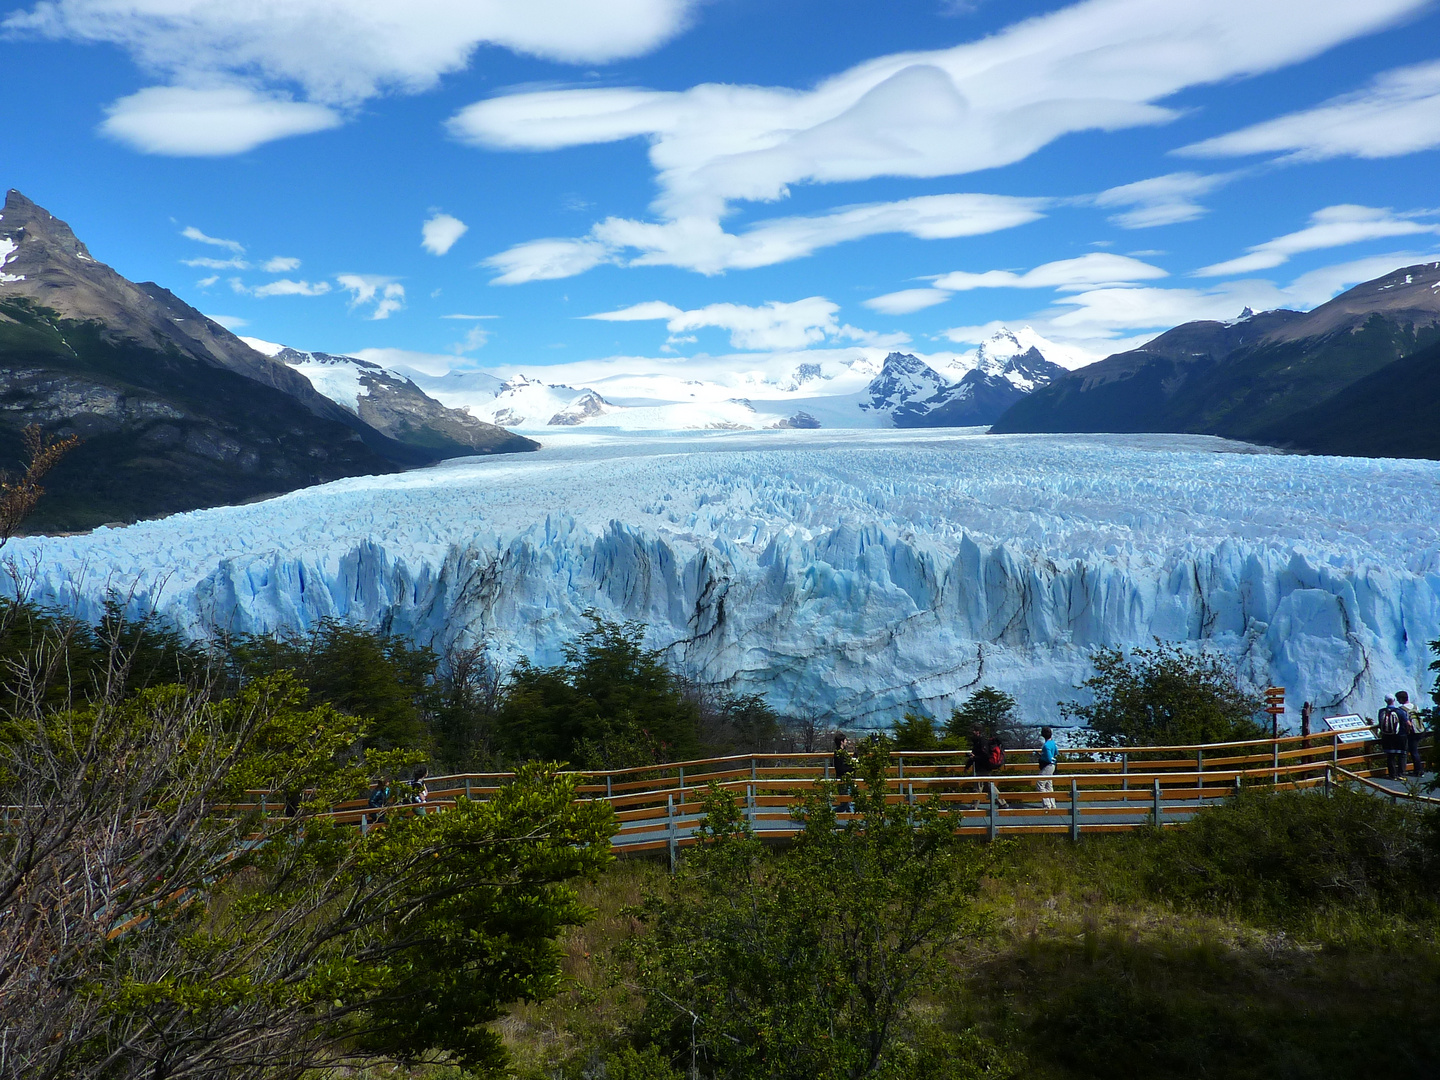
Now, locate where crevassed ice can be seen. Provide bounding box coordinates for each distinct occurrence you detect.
[7,429,1439,728]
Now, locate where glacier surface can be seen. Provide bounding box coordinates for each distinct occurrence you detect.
[6,429,1439,729]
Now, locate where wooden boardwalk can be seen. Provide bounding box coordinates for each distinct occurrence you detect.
[235,730,1432,858]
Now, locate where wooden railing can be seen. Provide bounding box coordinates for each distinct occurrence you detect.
[226,729,1431,860]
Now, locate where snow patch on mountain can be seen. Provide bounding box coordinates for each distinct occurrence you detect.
[9,429,1437,729]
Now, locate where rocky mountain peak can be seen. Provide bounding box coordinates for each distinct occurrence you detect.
[861,352,949,412]
[2,189,95,264]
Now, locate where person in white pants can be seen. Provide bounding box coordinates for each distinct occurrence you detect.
[1038,726,1059,810]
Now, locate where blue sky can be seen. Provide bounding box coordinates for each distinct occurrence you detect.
[3,0,1440,377]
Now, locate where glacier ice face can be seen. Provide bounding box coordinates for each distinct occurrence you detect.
[6,429,1439,730]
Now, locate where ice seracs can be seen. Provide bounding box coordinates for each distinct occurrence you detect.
[9,429,1437,731]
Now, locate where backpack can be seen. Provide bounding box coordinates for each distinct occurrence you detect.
[1378,706,1401,736]
[1397,707,1415,737]
[988,743,1006,769]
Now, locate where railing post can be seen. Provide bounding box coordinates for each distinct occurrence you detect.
[667,794,677,872]
[1333,735,1340,765]
[897,753,905,781]
[1153,777,1162,831]
[747,783,755,829]
[1324,765,1331,797]
[360,812,368,836]
[751,757,757,782]
[1069,778,1080,842]
[606,774,613,798]
[678,766,685,798]
[988,783,998,842]
[1273,739,1280,784]
[465,777,472,800]
[1121,752,1129,791]
[1196,749,1204,805]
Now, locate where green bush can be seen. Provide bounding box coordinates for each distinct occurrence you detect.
[1147,784,1440,920]
[495,614,702,770]
[1061,642,1266,748]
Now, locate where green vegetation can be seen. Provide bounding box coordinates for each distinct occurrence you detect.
[890,686,1028,751]
[504,781,1440,1080]
[1060,641,1266,747]
[0,601,615,1080]
[627,742,992,1080]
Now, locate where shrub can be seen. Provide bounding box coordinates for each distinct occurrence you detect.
[1061,642,1266,748]
[1147,784,1440,919]
[628,741,998,1080]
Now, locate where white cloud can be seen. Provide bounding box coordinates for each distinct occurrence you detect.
[940,250,1440,351]
[421,212,468,255]
[1194,205,1439,276]
[441,313,498,320]
[338,273,406,319]
[863,289,953,315]
[102,86,341,156]
[933,253,1167,291]
[585,296,896,351]
[1283,249,1440,307]
[182,256,249,269]
[196,274,219,287]
[1091,171,1235,228]
[181,225,244,252]
[864,253,1165,314]
[450,324,492,353]
[263,256,301,272]
[205,313,247,329]
[455,0,1423,223]
[487,193,1046,282]
[11,1,698,154]
[1179,59,1440,162]
[250,278,332,297]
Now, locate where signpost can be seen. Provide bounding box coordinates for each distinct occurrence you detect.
[1264,686,1285,740]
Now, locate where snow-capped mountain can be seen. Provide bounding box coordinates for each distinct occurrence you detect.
[858,352,950,413]
[12,429,1437,728]
[895,346,1069,428]
[944,326,1096,377]
[244,339,533,457]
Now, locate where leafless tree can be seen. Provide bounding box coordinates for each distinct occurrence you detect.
[0,424,79,548]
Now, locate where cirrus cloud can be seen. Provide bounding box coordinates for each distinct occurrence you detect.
[1179,59,1440,163]
[1194,204,1439,277]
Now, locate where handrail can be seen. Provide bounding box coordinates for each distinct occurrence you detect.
[202,731,1429,859]
[417,727,1391,788]
[1330,764,1440,805]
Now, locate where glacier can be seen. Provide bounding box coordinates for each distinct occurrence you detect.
[5,429,1438,729]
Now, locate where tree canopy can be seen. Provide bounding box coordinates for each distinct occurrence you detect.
[1061,642,1266,747]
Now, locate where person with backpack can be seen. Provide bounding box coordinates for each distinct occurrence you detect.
[985,737,1010,809]
[1396,691,1424,778]
[1378,696,1405,780]
[1037,726,1059,810]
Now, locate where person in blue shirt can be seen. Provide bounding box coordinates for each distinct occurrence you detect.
[1037,726,1059,810]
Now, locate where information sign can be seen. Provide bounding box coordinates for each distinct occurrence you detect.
[1321,713,1374,744]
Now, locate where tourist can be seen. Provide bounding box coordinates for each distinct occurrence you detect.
[833,733,856,814]
[1037,726,1059,810]
[1300,701,1313,739]
[1396,691,1424,778]
[411,765,430,806]
[1378,696,1404,780]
